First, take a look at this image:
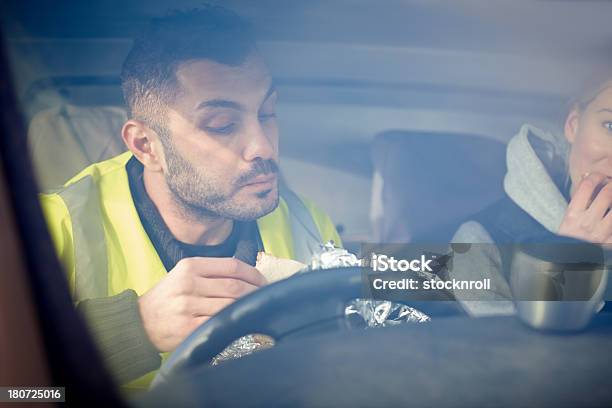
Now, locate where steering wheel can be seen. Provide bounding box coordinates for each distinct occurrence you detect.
[151,266,464,388]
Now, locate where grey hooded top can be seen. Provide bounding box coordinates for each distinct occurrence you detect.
[450,124,576,316]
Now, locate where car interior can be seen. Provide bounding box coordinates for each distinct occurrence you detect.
[5,0,593,247]
[2,0,612,406]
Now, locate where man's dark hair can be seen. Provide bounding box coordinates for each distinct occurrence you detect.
[120,6,256,126]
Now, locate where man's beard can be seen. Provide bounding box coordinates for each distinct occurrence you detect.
[161,139,279,221]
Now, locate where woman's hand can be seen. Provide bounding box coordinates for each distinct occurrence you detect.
[558,172,612,244]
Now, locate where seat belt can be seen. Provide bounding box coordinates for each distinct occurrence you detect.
[279,185,323,264]
[56,175,108,301]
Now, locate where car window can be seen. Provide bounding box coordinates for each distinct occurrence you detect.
[5,0,604,245]
[1,0,611,404]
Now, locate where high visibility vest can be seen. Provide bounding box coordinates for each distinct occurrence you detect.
[39,151,341,389]
[41,151,341,301]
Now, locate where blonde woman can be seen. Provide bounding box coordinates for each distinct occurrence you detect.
[452,65,612,316]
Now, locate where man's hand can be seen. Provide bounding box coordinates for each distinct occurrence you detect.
[138,257,267,352]
[558,172,612,244]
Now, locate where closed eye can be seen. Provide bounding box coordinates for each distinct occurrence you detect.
[206,123,236,135]
[259,113,277,121]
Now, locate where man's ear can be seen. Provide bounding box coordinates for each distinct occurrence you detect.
[121,119,164,171]
[564,108,580,145]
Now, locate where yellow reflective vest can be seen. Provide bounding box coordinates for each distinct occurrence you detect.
[40,151,341,389]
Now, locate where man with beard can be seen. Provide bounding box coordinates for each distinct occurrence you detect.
[40,6,340,390]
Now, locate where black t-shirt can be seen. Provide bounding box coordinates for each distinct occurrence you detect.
[126,157,261,271]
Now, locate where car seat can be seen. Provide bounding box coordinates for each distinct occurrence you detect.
[370,129,506,243]
[28,104,127,190]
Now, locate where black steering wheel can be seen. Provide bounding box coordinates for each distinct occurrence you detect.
[151,266,464,388]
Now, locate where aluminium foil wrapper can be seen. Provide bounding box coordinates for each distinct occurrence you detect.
[211,334,274,366]
[212,241,431,365]
[309,242,431,327]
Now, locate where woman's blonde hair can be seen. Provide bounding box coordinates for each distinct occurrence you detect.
[559,59,612,194]
[568,60,612,113]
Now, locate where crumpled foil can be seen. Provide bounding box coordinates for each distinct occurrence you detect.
[211,334,274,366]
[345,299,430,327]
[212,241,430,365]
[310,241,363,270]
[309,242,431,327]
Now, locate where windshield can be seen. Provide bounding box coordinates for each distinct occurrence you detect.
[1,0,611,405]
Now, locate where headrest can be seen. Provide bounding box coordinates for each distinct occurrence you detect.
[28,104,127,190]
[371,130,506,243]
